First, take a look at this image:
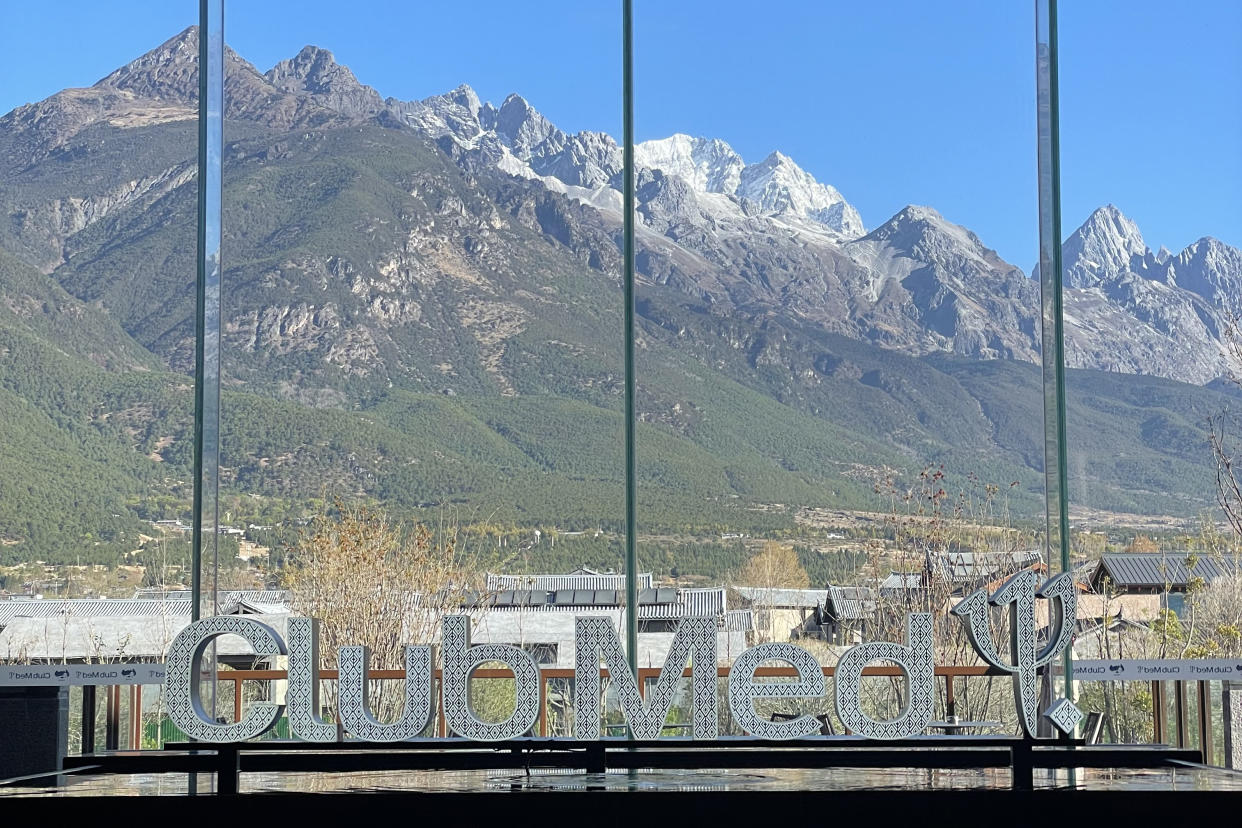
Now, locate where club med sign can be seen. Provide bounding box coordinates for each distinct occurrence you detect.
[167,571,1082,742]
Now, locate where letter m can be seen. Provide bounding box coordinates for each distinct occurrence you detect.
[574,616,718,739]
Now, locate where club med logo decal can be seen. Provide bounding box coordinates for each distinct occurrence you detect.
[166,571,1082,742]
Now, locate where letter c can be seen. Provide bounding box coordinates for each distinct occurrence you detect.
[166,616,286,742]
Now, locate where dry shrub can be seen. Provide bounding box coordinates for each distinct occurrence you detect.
[282,500,482,717]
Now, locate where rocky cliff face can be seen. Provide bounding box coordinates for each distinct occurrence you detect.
[1052,206,1241,383]
[265,46,385,118]
[4,25,1242,546]
[2,27,1240,389]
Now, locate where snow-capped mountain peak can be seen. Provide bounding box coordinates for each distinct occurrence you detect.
[735,151,864,237]
[441,83,483,120]
[1062,204,1149,287]
[635,137,864,238]
[494,93,557,151]
[634,134,745,194]
[1170,236,1242,314]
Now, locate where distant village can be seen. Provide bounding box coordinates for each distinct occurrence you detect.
[0,520,1230,673]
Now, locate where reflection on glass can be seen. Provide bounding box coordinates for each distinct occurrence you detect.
[0,0,1237,767]
[192,0,225,744]
[1036,0,1072,706]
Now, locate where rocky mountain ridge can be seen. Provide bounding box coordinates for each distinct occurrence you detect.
[2,27,1242,560]
[3,26,1240,386]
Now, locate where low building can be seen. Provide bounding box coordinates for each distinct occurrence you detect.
[932,549,1043,594]
[465,570,751,666]
[0,590,294,666]
[1070,614,1153,660]
[879,571,926,600]
[821,585,876,644]
[1088,553,1242,616]
[1089,553,1242,594]
[733,586,827,643]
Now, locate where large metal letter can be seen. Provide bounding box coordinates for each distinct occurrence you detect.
[441,615,540,740]
[574,616,718,740]
[833,613,934,740]
[285,617,335,741]
[728,642,825,740]
[337,645,433,741]
[951,571,1081,737]
[166,616,284,742]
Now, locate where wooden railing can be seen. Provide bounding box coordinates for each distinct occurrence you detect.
[211,664,1002,738]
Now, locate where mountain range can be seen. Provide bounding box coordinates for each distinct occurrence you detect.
[1,27,1239,565]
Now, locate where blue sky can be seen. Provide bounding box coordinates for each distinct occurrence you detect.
[1,1,1238,265]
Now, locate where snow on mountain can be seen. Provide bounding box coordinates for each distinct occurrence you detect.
[736,151,864,238]
[387,80,866,241]
[634,134,744,194]
[391,83,491,144]
[1169,237,1242,315]
[405,82,1234,384]
[636,137,864,239]
[1061,204,1150,288]
[1055,205,1242,383]
[23,29,1240,388]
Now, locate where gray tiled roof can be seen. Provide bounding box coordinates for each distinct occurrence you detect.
[934,549,1042,585]
[734,587,829,608]
[1093,554,1242,589]
[0,613,289,661]
[724,609,754,632]
[466,585,728,621]
[825,585,876,621]
[486,570,654,592]
[880,572,924,592]
[131,589,293,607]
[639,588,726,619]
[0,598,191,627]
[0,591,293,632]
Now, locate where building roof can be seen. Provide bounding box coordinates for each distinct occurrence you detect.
[0,612,290,661]
[0,591,295,656]
[1091,554,1242,590]
[131,588,291,602]
[933,549,1042,586]
[734,587,828,608]
[486,570,654,593]
[723,609,754,632]
[879,572,924,592]
[0,598,192,628]
[825,585,876,621]
[640,588,725,619]
[460,582,729,621]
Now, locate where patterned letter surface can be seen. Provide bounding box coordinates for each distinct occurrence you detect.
[338,644,433,741]
[166,616,285,742]
[728,642,825,739]
[952,572,1080,737]
[833,613,934,740]
[441,615,540,740]
[286,617,336,741]
[574,615,718,740]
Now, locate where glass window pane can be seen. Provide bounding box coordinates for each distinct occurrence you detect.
[1061,0,1242,746]
[0,8,198,612]
[220,1,624,714]
[635,2,1046,736]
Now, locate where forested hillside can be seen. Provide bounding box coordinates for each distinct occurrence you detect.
[1,29,1239,566]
